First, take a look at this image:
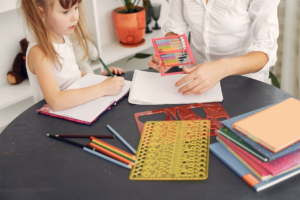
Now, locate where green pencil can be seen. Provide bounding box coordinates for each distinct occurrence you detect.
[98,57,114,77]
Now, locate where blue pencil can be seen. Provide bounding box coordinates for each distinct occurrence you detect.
[107,125,137,154]
[83,147,132,169]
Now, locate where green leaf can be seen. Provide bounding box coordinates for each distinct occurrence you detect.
[127,53,152,62]
[269,71,280,88]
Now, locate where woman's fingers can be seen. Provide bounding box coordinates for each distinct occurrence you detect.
[175,72,195,87]
[177,79,200,94]
[182,66,197,74]
[148,54,161,70]
[182,84,206,95]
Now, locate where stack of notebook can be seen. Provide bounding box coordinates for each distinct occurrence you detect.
[210,98,300,192]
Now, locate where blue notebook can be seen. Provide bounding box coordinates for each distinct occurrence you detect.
[210,143,300,192]
[221,104,300,161]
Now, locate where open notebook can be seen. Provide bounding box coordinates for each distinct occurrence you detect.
[128,70,223,105]
[36,74,131,124]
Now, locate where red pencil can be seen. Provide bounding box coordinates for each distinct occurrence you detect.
[56,135,114,138]
[90,136,136,159]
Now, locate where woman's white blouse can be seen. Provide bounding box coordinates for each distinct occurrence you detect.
[162,0,279,82]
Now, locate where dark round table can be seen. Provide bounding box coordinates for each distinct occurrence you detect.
[0,70,298,200]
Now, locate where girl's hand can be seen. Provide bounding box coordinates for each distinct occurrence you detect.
[175,60,228,95]
[148,53,171,73]
[101,67,124,76]
[99,76,125,96]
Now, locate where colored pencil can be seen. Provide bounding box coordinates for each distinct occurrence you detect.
[98,57,114,77]
[90,136,136,158]
[92,139,136,162]
[56,135,114,138]
[88,143,136,166]
[83,147,132,169]
[46,134,131,169]
[107,125,137,154]
[47,134,87,148]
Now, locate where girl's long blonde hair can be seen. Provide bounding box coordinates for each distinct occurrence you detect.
[19,0,91,69]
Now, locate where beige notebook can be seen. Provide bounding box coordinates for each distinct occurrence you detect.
[233,98,300,153]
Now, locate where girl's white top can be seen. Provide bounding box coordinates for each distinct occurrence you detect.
[162,0,279,82]
[26,35,82,103]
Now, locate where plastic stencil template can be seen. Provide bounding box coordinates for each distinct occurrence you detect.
[134,103,230,136]
[129,120,210,180]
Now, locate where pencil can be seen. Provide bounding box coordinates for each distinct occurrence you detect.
[88,143,136,166]
[47,134,87,148]
[83,147,132,169]
[46,134,131,170]
[98,57,114,77]
[91,136,136,159]
[56,135,114,138]
[107,125,137,154]
[92,139,136,163]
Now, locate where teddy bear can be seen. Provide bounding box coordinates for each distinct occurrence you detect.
[7,38,29,85]
[72,38,100,74]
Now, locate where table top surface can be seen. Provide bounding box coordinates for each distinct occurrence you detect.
[0,70,298,200]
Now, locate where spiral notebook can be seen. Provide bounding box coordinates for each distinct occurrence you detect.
[36,74,131,125]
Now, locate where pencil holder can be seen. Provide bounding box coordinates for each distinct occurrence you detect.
[152,33,195,76]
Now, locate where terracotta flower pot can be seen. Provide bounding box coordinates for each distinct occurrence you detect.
[113,6,146,47]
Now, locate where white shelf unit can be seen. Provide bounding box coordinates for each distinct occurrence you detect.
[0,0,170,129]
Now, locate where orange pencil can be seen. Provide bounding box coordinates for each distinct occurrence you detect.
[88,143,135,166]
[90,136,136,159]
[92,139,136,162]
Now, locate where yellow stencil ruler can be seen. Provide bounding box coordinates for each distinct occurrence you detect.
[129,120,210,180]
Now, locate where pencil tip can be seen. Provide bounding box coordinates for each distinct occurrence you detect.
[46,134,49,136]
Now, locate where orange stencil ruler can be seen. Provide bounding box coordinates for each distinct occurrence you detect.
[129,120,210,180]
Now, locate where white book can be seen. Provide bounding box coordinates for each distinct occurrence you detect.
[37,74,131,124]
[128,70,223,105]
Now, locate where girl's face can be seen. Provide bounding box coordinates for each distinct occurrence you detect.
[42,0,79,41]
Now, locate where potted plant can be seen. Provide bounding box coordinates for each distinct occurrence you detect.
[113,0,152,47]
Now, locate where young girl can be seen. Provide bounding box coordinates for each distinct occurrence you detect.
[19,0,125,111]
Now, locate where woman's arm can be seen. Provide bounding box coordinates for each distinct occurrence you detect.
[176,0,279,95]
[175,52,268,95]
[28,45,125,111]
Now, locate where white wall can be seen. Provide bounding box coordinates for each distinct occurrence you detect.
[0,9,26,85]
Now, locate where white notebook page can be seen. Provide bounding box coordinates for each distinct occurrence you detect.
[49,74,131,122]
[128,70,223,105]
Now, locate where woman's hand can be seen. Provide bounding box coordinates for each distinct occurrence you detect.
[101,67,124,76]
[175,60,228,95]
[148,53,172,73]
[99,76,125,96]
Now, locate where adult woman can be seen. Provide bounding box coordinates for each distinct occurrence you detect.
[148,0,279,95]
